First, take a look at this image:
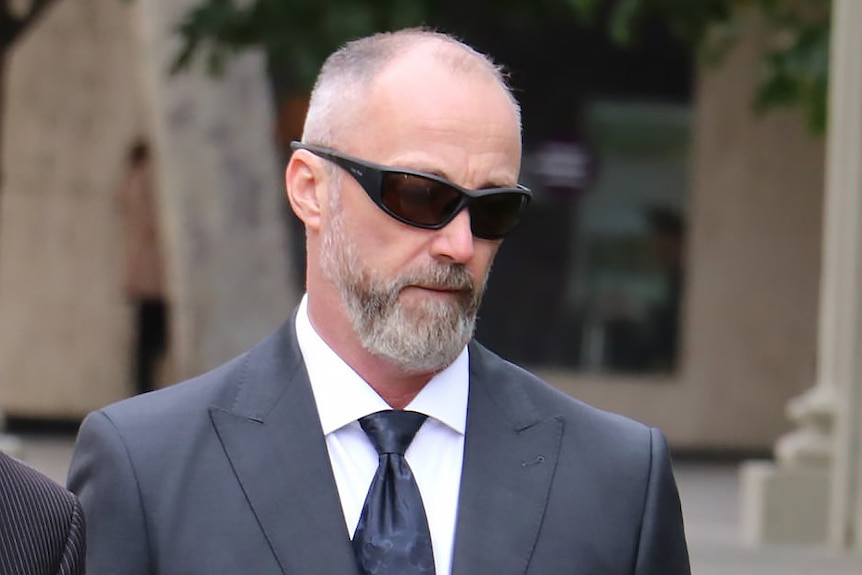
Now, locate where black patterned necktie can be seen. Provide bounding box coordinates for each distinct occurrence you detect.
[352,410,436,575]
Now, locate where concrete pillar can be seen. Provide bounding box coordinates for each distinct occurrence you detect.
[133,0,297,378]
[827,0,862,550]
[739,0,862,548]
[0,0,147,417]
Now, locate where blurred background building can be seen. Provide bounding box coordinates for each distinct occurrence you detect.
[0,0,825,453]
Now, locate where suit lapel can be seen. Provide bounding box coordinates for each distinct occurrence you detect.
[209,317,360,575]
[451,343,563,575]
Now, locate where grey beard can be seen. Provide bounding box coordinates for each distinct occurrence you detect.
[320,207,486,373]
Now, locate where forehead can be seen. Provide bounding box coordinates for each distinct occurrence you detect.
[340,46,522,184]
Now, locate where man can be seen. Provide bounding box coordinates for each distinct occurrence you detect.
[68,29,690,574]
[0,451,85,574]
[118,139,169,394]
[643,206,686,371]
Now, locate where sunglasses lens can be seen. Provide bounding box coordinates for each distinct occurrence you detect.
[471,193,528,239]
[381,173,461,226]
[379,170,528,238]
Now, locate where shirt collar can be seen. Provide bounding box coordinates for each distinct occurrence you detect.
[295,294,469,436]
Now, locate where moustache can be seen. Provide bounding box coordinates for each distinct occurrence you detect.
[396,264,476,294]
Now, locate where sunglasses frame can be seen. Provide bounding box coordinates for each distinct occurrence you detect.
[290,141,532,240]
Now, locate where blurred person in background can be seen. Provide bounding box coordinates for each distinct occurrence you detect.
[119,139,168,394]
[69,29,689,575]
[642,206,686,371]
[0,451,85,574]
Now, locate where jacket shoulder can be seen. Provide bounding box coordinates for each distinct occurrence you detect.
[100,349,249,426]
[91,317,303,442]
[470,341,653,440]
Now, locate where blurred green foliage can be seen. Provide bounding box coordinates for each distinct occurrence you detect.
[173,0,831,134]
[172,0,431,87]
[573,0,831,134]
[0,0,61,52]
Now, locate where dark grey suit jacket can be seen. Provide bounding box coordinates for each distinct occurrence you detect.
[68,318,690,574]
[0,451,85,575]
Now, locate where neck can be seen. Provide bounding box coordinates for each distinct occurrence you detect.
[305,288,438,409]
[364,371,433,410]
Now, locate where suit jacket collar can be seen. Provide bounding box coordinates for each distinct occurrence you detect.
[208,316,563,575]
[451,342,563,575]
[209,313,361,575]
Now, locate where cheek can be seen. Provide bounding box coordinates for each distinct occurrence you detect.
[471,242,500,280]
[348,223,420,276]
[353,214,434,268]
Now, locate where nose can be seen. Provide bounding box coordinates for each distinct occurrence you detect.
[429,209,475,264]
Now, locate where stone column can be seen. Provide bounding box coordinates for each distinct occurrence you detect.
[827,0,862,550]
[132,0,297,378]
[739,0,862,547]
[0,0,147,417]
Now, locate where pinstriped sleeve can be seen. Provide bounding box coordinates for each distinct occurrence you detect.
[0,451,84,575]
[57,498,86,575]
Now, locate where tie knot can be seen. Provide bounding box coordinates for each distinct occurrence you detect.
[359,410,427,456]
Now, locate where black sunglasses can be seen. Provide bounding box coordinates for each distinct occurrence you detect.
[290,141,531,240]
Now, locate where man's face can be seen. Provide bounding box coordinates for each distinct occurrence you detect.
[321,189,489,373]
[317,49,522,373]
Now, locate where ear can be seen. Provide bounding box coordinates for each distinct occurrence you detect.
[285,151,326,232]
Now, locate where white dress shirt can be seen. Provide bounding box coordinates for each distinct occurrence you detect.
[295,295,468,575]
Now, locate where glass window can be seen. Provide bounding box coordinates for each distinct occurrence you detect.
[472,13,692,376]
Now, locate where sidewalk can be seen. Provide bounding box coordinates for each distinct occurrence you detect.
[677,462,862,574]
[15,434,862,574]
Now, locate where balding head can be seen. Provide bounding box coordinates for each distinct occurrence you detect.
[285,28,525,385]
[301,28,521,148]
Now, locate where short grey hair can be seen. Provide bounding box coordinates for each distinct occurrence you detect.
[301,28,521,148]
